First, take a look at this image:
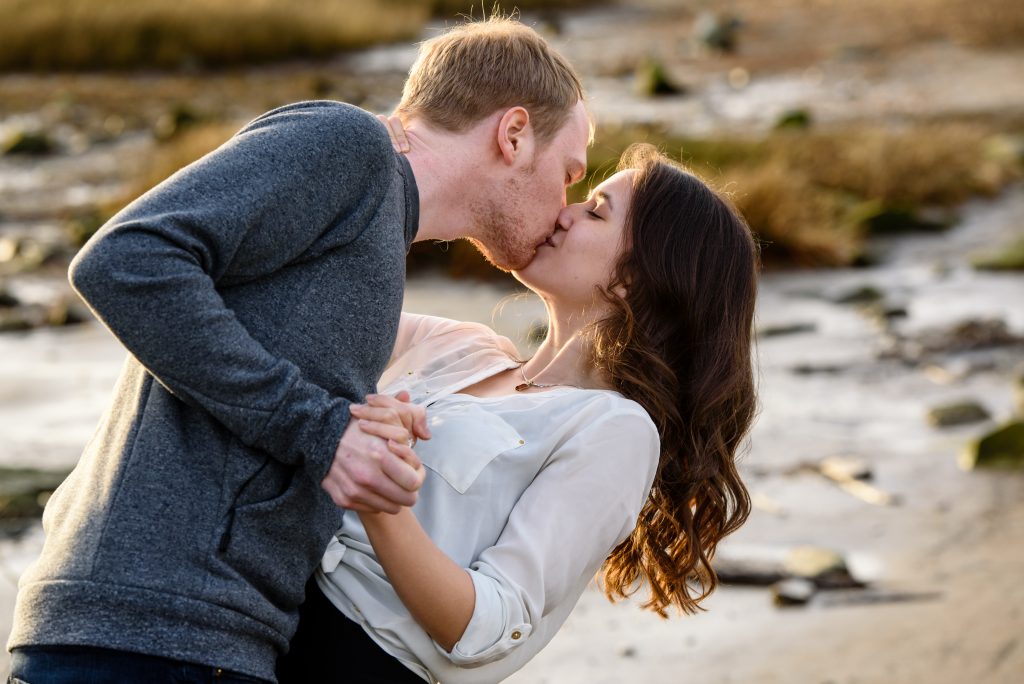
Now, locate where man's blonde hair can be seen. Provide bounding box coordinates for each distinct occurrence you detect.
[396,17,585,144]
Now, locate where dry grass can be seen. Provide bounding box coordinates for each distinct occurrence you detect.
[734,0,1024,51]
[0,0,603,72]
[720,162,861,266]
[587,122,1022,267]
[786,126,1012,206]
[0,0,429,71]
[876,0,1024,48]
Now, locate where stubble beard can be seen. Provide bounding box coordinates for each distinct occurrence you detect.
[469,204,532,272]
[469,171,538,272]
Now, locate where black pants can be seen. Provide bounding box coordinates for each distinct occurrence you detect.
[276,579,424,684]
[9,645,269,683]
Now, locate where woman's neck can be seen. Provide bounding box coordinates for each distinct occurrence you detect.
[522,298,611,391]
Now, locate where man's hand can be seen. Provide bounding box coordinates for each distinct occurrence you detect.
[321,418,425,514]
[321,391,432,513]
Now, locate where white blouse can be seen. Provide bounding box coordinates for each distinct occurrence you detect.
[317,313,660,684]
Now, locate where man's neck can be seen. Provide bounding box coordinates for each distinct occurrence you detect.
[401,120,491,243]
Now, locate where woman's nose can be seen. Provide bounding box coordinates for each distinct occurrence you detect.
[556,204,577,230]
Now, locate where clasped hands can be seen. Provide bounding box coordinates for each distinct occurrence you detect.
[321,391,430,513]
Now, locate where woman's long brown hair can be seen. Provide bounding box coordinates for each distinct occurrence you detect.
[593,144,759,616]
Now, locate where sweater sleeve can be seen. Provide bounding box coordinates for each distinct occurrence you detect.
[440,408,661,667]
[69,101,393,478]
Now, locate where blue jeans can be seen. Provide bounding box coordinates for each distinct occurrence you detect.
[8,646,271,684]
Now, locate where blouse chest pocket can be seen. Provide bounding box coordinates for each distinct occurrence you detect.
[417,401,525,494]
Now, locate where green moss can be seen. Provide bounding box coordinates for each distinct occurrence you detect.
[843,200,952,234]
[960,422,1024,470]
[634,60,684,97]
[775,109,813,130]
[0,467,70,518]
[971,236,1024,271]
[2,129,55,155]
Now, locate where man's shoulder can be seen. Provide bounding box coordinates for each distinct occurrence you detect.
[252,99,375,125]
[242,100,391,155]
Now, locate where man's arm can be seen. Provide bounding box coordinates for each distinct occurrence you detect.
[70,101,420,508]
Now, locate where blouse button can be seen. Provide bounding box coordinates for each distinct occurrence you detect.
[518,439,525,445]
[511,630,522,640]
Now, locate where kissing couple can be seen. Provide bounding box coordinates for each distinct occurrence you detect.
[8,16,758,684]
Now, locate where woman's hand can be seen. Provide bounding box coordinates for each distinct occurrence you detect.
[349,391,431,467]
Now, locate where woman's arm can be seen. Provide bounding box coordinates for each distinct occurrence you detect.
[354,405,661,666]
[358,508,475,652]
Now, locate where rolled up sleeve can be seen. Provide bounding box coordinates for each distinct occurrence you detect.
[439,570,532,666]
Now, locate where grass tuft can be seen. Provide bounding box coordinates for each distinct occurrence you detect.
[579,122,1021,267]
[0,0,430,71]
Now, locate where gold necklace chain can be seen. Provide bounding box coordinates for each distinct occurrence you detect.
[514,362,582,392]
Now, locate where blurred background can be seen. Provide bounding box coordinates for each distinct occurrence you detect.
[1,0,1023,681]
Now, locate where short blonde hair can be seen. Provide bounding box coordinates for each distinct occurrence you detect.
[396,17,585,144]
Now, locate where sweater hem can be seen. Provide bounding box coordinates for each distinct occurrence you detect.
[8,579,284,682]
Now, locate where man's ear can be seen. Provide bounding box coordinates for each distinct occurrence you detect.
[496,106,532,166]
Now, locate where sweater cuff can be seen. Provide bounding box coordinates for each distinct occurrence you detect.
[254,374,352,481]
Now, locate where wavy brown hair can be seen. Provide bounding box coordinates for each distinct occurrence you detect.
[593,144,759,616]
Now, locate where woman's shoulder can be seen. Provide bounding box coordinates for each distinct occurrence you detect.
[571,388,655,424]
[398,312,518,357]
[543,392,661,502]
[556,390,660,452]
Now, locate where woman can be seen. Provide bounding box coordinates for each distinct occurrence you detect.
[277,144,759,683]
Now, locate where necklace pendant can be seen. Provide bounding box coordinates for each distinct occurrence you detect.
[514,382,532,392]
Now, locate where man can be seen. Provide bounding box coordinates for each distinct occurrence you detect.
[7,17,590,683]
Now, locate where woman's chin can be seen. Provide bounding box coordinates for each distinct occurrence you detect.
[512,247,552,284]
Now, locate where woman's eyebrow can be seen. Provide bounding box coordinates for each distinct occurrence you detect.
[595,191,613,211]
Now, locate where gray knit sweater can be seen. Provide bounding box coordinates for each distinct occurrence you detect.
[8,101,419,681]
